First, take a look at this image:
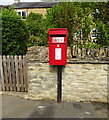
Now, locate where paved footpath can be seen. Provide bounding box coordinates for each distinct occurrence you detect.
[2,95,108,118]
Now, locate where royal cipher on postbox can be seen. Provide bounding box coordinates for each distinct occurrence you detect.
[48,28,68,65]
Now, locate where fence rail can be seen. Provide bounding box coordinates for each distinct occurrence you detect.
[0,55,28,92]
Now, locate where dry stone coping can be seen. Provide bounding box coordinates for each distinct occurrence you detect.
[27,46,109,63]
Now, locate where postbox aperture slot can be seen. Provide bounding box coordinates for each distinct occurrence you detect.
[50,35,66,37]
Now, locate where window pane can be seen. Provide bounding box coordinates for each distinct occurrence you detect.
[17,12,21,16]
[22,11,26,19]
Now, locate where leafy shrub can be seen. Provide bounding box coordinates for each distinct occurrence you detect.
[27,36,43,47]
[45,2,94,47]
[2,7,29,55]
[26,12,46,47]
[84,42,100,49]
[96,22,109,47]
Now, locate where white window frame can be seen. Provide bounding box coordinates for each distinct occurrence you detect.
[16,10,27,19]
[91,28,98,39]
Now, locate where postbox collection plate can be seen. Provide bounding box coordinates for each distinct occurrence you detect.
[52,37,64,43]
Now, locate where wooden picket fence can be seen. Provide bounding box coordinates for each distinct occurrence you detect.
[0,55,28,92]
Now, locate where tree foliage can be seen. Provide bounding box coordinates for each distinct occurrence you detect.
[2,2,109,54]
[26,12,45,47]
[45,2,109,48]
[0,9,2,54]
[94,2,109,47]
[45,2,94,47]
[2,7,29,55]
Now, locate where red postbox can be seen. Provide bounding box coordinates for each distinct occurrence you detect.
[48,28,68,65]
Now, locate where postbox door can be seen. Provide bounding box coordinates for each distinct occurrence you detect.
[49,44,67,65]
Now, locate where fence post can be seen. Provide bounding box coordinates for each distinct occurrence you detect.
[15,55,20,92]
[3,56,9,91]
[0,56,5,91]
[7,55,13,91]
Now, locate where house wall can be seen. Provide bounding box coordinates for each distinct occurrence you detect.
[27,8,47,16]
[15,8,47,17]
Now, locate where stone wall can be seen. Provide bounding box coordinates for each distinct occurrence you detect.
[27,46,109,103]
[27,46,109,62]
[71,46,109,61]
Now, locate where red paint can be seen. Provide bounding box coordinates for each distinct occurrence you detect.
[48,28,68,65]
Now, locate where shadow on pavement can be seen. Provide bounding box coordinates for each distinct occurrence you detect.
[29,101,54,118]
